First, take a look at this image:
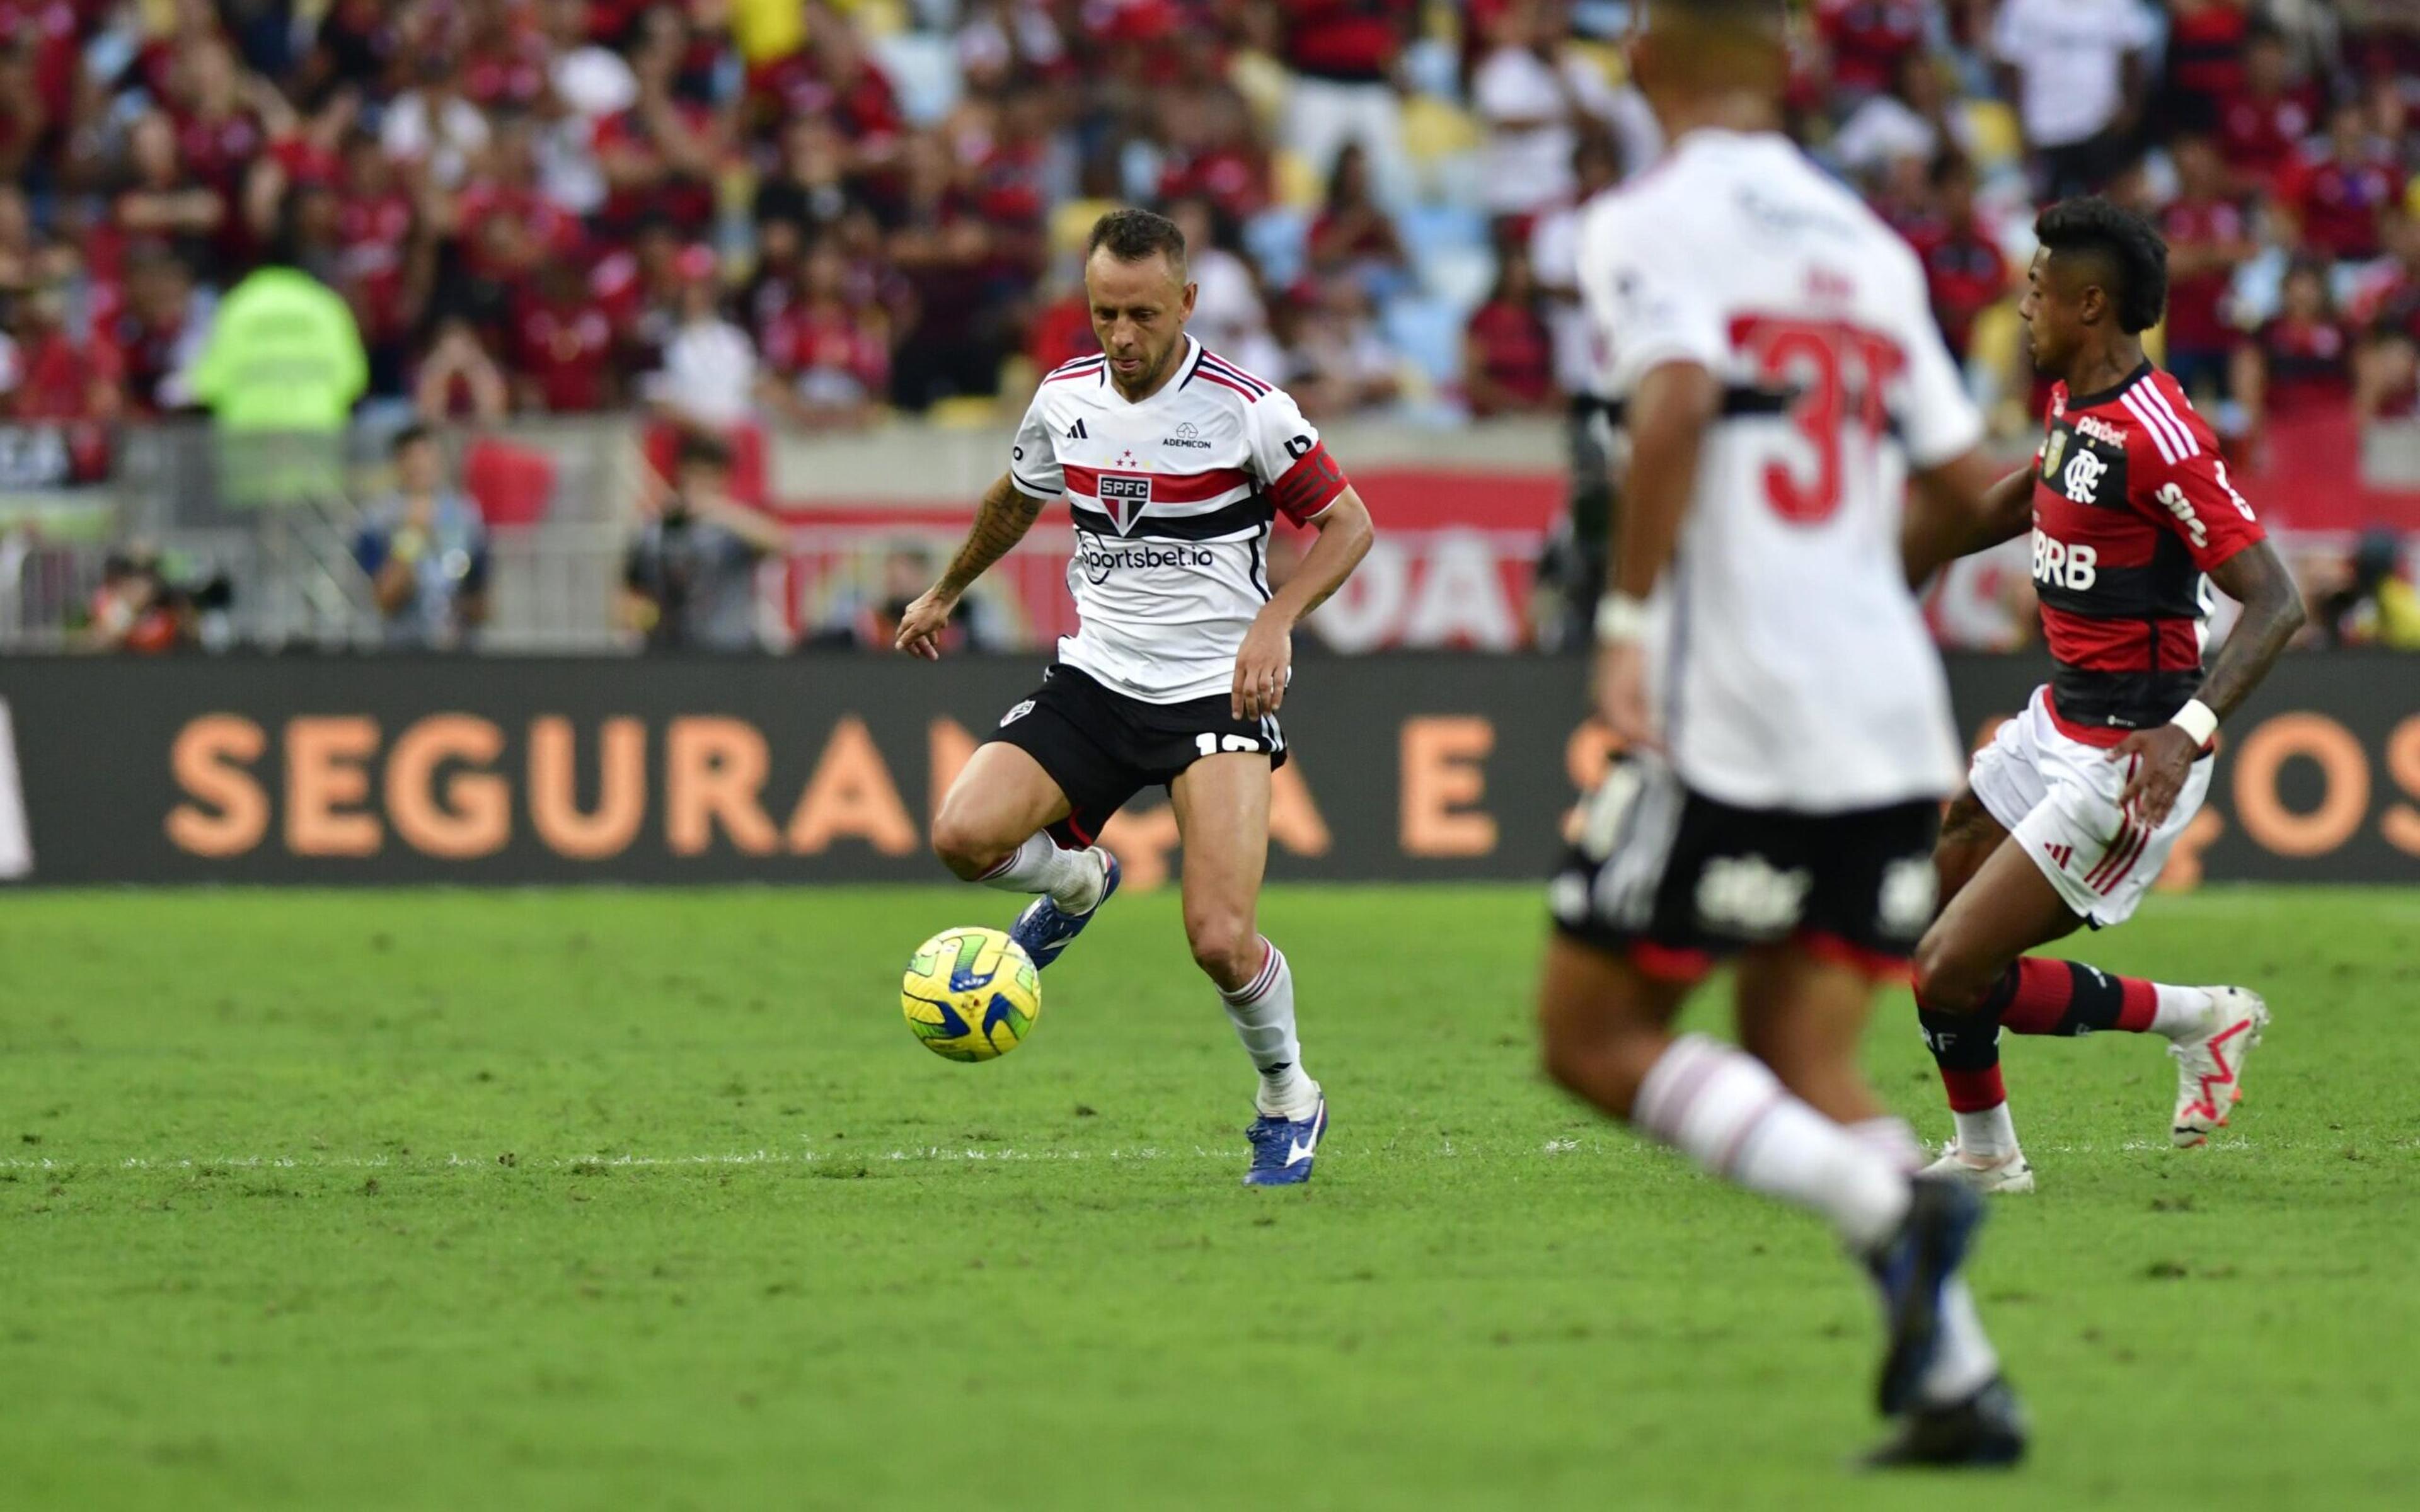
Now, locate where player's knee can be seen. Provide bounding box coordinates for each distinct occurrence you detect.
[930,810,1008,880]
[1910,931,1989,1014]
[1185,912,1260,985]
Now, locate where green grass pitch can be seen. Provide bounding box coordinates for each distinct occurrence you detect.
[2,885,2414,1510]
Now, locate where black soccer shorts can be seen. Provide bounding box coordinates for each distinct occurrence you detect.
[982,663,1289,847]
[1550,753,1941,982]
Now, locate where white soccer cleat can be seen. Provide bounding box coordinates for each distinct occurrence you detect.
[2170,987,2269,1148]
[1920,1146,2036,1195]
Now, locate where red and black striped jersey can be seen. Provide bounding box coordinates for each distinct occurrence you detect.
[2027,364,2265,747]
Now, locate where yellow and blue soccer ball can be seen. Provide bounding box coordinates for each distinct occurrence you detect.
[901,927,1042,1062]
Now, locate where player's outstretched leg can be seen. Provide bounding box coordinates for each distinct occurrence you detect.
[1987,965,2271,1146]
[930,743,1117,969]
[1541,941,2022,1464]
[1171,753,1323,1186]
[1911,835,2090,1193]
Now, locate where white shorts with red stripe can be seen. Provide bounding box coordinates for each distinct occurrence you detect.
[1968,686,2212,929]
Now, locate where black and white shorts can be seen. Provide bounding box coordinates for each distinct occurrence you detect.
[1549,754,1941,983]
[984,663,1288,847]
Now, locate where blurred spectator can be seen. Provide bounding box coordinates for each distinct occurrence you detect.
[383,55,491,193]
[111,248,214,417]
[415,314,511,424]
[645,251,757,432]
[597,6,728,236]
[2158,0,2254,134]
[888,132,1003,410]
[1167,197,1286,380]
[117,112,229,282]
[1911,155,2010,366]
[1282,277,1400,419]
[1831,52,1974,183]
[82,547,187,655]
[1813,1,1932,107]
[1306,144,1409,299]
[1531,126,1623,404]
[2278,100,2406,264]
[754,117,873,249]
[2216,26,2317,197]
[2233,260,2354,447]
[0,282,120,486]
[1473,0,1618,229]
[2160,133,2259,403]
[1463,238,1557,418]
[353,424,491,650]
[1282,1,1417,212]
[817,540,1009,652]
[2308,529,2420,648]
[758,238,890,432]
[623,432,785,653]
[1992,0,2155,203]
[510,258,621,415]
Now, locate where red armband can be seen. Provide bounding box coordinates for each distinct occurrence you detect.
[1270,441,1349,524]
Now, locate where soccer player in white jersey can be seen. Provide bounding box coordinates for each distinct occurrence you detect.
[897,209,1375,1188]
[1540,0,2025,1466]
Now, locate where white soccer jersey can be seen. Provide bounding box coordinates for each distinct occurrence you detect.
[1008,336,1351,703]
[1577,129,1985,812]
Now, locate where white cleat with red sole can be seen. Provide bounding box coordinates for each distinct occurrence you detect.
[2170,987,2269,1148]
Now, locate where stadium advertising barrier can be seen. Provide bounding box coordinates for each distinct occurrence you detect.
[1,653,2416,887]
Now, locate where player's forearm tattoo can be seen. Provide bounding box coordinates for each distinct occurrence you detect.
[2199,541,2306,723]
[938,475,1044,595]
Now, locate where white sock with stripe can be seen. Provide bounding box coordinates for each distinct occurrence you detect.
[977,833,1101,912]
[1632,1034,1911,1251]
[1221,940,1318,1120]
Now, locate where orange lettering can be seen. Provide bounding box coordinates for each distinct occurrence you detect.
[2231,713,2368,858]
[928,718,979,828]
[166,715,268,857]
[665,717,778,856]
[386,715,509,859]
[529,717,646,860]
[1400,717,1496,857]
[1269,760,1331,857]
[786,716,918,856]
[285,717,381,857]
[2383,716,2420,857]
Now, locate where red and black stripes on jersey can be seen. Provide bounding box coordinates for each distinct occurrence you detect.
[2027,364,2266,745]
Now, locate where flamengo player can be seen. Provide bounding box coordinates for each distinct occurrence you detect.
[1903,199,2305,1192]
[1545,0,2022,1467]
[896,210,1375,1187]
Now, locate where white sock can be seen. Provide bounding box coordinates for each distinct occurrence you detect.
[1849,1126,2002,1404]
[1632,1035,1911,1252]
[1952,1103,2021,1162]
[1221,939,1317,1120]
[978,833,1101,911]
[1849,1116,1923,1172]
[2151,983,2215,1038]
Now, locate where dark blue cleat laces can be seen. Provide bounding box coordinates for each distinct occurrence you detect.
[1008,851,1119,970]
[1243,1095,1327,1187]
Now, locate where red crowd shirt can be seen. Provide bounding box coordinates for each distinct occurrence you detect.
[1284,0,1412,83]
[511,290,618,413]
[2158,197,2249,353]
[2279,143,2405,260]
[1814,1,1929,97]
[1913,222,2008,358]
[2218,88,2316,189]
[2251,315,2353,420]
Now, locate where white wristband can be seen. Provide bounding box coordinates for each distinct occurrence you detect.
[1594,593,1649,646]
[2170,698,2218,747]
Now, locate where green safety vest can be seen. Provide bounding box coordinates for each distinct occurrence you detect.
[191,268,368,435]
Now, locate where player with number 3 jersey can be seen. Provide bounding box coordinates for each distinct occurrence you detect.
[897,209,1375,1188]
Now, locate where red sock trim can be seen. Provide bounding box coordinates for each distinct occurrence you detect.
[1997,957,2070,1034]
[1940,1065,2007,1114]
[2116,976,2158,1033]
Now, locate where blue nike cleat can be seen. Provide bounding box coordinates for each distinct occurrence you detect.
[1869,1175,1988,1417]
[1008,849,1119,970]
[1242,1094,1327,1187]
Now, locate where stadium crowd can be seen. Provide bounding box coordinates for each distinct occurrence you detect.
[4,1,2420,650]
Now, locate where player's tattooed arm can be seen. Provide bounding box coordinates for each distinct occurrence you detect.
[896,473,1044,660]
[2110,538,2304,822]
[2194,539,2306,724]
[1902,454,2035,587]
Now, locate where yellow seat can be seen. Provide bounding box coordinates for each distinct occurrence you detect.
[1052,198,1124,261]
[1961,101,2024,171]
[1274,149,1323,211]
[1400,95,1482,164]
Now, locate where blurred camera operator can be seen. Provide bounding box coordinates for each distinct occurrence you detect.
[621,432,788,653]
[353,424,492,650]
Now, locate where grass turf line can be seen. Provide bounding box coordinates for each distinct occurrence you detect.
[1,885,2414,1510]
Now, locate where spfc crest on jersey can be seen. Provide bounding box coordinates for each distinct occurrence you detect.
[1098,473,1151,534]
